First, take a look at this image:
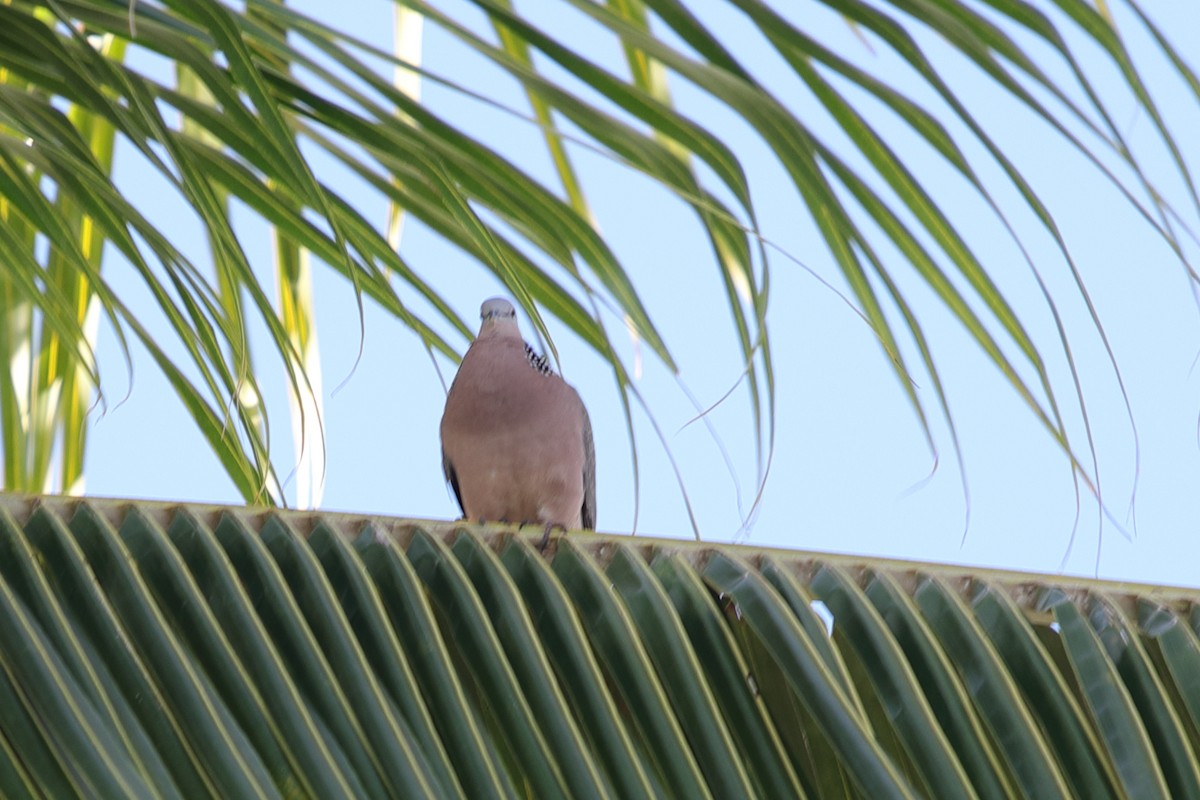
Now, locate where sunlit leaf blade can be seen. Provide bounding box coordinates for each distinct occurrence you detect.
[866,573,1017,800]
[501,537,660,798]
[407,529,571,798]
[703,552,917,798]
[483,0,772,469]
[760,558,866,714]
[914,576,1072,798]
[969,582,1118,798]
[357,529,518,800]
[0,507,167,798]
[20,506,212,796]
[67,507,280,798]
[124,509,323,797]
[0,569,154,799]
[0,0,1193,527]
[167,510,364,796]
[652,552,805,798]
[310,523,466,797]
[553,538,713,797]
[606,544,757,797]
[450,531,612,799]
[1142,601,1200,753]
[1084,597,1200,798]
[259,517,448,798]
[1052,599,1172,799]
[810,565,976,798]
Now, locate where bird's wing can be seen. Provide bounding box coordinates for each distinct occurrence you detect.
[580,401,596,530]
[442,448,465,517]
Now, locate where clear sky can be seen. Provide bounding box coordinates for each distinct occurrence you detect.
[83,2,1200,588]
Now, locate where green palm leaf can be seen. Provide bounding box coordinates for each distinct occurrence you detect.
[2,494,1196,796]
[0,1,1190,506]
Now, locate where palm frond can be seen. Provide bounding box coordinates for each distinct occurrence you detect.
[1,493,1198,797]
[0,1,1193,525]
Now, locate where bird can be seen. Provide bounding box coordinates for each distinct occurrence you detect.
[440,298,595,542]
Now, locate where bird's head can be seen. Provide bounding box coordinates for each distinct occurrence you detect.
[478,297,520,339]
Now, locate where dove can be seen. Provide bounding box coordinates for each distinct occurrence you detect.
[440,298,595,538]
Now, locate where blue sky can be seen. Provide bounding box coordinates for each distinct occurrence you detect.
[84,2,1200,588]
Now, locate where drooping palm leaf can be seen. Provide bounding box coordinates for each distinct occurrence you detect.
[0,0,1194,520]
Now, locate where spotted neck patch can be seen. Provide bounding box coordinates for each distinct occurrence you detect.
[524,342,553,376]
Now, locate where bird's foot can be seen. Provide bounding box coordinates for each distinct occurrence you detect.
[538,522,567,554]
[473,517,513,526]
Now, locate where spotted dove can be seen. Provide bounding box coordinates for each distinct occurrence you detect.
[440,298,596,532]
